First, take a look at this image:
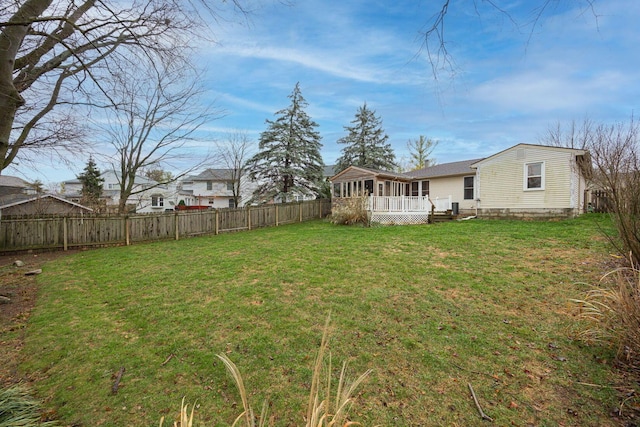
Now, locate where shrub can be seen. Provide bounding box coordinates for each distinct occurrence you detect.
[572,258,640,365]
[0,386,58,427]
[330,195,370,226]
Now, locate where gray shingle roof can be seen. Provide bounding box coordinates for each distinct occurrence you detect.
[192,169,235,181]
[405,158,484,179]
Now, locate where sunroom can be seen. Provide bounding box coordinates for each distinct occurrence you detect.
[330,166,452,224]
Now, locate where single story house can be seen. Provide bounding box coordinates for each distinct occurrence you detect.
[0,194,93,217]
[330,143,589,222]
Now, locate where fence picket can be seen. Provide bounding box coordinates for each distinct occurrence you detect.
[0,199,332,252]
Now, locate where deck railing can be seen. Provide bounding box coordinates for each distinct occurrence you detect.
[368,195,452,213]
[432,196,453,212]
[368,196,431,212]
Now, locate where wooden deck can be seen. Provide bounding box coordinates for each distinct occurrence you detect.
[368,196,454,225]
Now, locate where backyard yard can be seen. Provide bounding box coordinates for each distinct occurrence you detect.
[2,215,638,426]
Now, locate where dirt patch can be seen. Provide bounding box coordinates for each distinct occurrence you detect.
[0,251,71,387]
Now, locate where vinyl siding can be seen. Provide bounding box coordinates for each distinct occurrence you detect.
[476,146,580,210]
[428,175,477,211]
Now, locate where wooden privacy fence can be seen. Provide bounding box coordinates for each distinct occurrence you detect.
[0,199,332,253]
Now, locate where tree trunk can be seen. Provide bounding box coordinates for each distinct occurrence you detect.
[0,0,55,171]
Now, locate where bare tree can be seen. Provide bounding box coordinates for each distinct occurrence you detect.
[96,55,216,214]
[216,131,255,208]
[542,117,640,264]
[407,135,438,170]
[0,0,247,174]
[421,0,599,79]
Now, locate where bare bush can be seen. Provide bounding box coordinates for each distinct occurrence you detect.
[572,259,640,366]
[542,117,640,265]
[330,194,370,226]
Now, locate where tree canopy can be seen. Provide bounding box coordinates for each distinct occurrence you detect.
[77,156,104,205]
[407,136,438,170]
[247,83,324,204]
[0,0,245,174]
[335,103,397,173]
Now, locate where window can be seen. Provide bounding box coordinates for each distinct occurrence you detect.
[228,199,236,208]
[525,162,544,190]
[206,181,213,191]
[421,180,429,196]
[463,176,474,200]
[411,182,419,196]
[226,181,234,191]
[333,183,342,197]
[151,195,164,207]
[364,180,374,195]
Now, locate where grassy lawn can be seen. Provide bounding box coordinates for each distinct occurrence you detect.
[20,215,628,426]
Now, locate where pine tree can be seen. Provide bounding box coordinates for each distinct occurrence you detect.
[247,83,324,203]
[335,103,397,173]
[77,157,104,206]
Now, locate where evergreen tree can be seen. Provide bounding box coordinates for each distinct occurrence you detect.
[78,157,104,205]
[335,103,397,173]
[247,83,324,203]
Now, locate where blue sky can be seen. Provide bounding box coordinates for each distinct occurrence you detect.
[12,0,640,184]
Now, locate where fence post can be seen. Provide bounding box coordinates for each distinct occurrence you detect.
[299,202,303,222]
[247,206,251,230]
[276,204,279,226]
[125,216,131,246]
[215,210,219,235]
[175,212,179,240]
[63,217,68,251]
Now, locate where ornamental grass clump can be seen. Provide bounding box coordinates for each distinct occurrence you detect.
[161,317,373,427]
[572,257,640,365]
[0,386,58,427]
[330,194,370,226]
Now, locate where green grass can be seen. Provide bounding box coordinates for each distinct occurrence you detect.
[20,215,627,426]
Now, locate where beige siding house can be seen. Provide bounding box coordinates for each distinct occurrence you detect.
[330,143,589,223]
[471,144,588,218]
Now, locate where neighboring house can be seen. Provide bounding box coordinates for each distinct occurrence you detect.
[62,171,170,213]
[0,175,32,197]
[470,144,588,218]
[330,143,589,222]
[180,169,251,209]
[0,175,92,216]
[0,193,93,216]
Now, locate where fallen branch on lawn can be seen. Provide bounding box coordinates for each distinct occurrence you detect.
[468,382,493,422]
[161,353,175,366]
[112,366,125,395]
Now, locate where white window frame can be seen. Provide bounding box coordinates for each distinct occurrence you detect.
[151,195,164,208]
[524,161,545,191]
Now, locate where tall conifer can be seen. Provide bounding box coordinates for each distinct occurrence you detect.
[247,83,324,203]
[335,103,397,173]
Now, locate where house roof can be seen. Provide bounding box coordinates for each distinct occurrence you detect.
[0,193,93,211]
[405,158,484,179]
[190,169,235,181]
[0,175,29,188]
[470,143,588,167]
[330,165,409,182]
[323,165,336,178]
